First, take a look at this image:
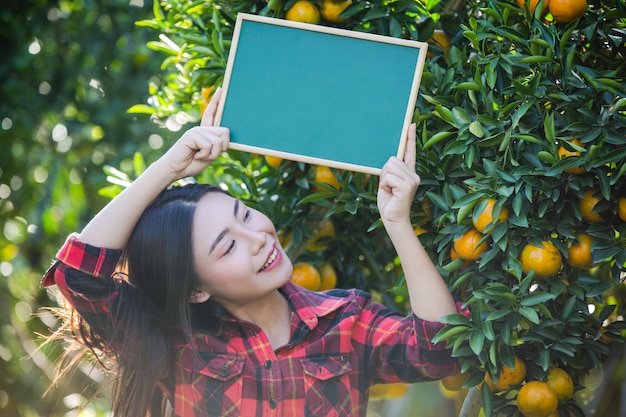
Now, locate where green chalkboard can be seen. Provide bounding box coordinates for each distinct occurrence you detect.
[215,13,428,175]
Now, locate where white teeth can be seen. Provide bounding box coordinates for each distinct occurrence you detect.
[259,247,278,272]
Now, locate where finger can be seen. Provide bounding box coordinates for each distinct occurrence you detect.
[201,87,222,127]
[187,129,217,159]
[191,139,213,160]
[215,126,230,151]
[403,123,417,170]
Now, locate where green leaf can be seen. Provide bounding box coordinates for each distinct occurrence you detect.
[432,324,471,344]
[521,292,556,306]
[538,349,550,371]
[435,105,455,125]
[423,131,454,150]
[469,120,485,138]
[469,330,485,355]
[362,8,389,21]
[425,191,449,211]
[486,309,510,321]
[389,17,402,38]
[441,313,472,326]
[519,307,540,324]
[519,55,553,63]
[455,82,482,91]
[483,320,495,341]
[452,107,471,125]
[127,104,156,114]
[481,383,493,417]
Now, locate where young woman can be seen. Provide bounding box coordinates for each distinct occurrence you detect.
[42,88,462,417]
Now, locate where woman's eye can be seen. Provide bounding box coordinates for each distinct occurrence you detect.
[243,210,251,222]
[224,241,235,255]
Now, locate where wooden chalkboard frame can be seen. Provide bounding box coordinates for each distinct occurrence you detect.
[215,13,428,175]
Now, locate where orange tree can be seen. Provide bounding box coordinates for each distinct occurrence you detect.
[125,0,626,416]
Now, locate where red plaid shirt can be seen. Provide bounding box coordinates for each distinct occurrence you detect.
[42,234,461,417]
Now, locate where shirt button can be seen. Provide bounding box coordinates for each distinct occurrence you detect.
[265,360,272,369]
[269,399,277,409]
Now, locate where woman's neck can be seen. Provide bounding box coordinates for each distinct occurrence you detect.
[222,290,292,350]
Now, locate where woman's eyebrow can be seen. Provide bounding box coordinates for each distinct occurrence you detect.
[209,200,239,255]
[233,199,239,217]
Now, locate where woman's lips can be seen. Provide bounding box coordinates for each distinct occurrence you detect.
[258,245,281,273]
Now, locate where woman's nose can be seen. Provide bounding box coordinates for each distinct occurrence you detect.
[241,227,266,253]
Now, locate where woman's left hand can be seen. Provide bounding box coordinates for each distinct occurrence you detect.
[377,123,420,225]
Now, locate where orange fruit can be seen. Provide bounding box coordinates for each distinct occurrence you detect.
[520,240,563,278]
[579,189,604,223]
[545,367,574,404]
[516,0,550,15]
[265,155,284,168]
[427,29,450,57]
[450,246,472,269]
[618,197,626,222]
[201,85,216,102]
[318,263,338,290]
[285,0,321,24]
[414,226,427,236]
[453,228,488,261]
[472,198,509,233]
[557,138,585,174]
[306,219,335,251]
[441,372,469,391]
[548,0,587,23]
[517,381,558,417]
[290,262,321,291]
[566,233,594,269]
[313,165,341,191]
[484,356,527,392]
[320,0,352,23]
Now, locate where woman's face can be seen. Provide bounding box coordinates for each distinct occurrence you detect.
[191,191,293,306]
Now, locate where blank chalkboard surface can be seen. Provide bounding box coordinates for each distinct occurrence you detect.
[215,13,428,175]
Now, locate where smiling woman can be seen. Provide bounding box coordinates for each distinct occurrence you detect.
[41,89,462,417]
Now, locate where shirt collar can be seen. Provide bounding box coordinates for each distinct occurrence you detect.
[280,282,352,330]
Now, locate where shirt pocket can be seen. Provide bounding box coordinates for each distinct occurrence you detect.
[180,354,245,417]
[300,355,353,417]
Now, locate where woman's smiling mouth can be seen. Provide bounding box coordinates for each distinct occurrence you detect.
[258,245,279,273]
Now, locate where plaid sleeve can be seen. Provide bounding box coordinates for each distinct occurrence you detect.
[413,301,468,364]
[359,299,467,384]
[41,233,124,313]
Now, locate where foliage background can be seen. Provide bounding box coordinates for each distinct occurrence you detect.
[1,0,170,414]
[1,0,625,416]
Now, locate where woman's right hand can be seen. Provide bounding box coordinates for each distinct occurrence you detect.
[157,87,230,181]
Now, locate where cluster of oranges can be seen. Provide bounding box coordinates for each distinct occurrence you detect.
[516,0,588,24]
[515,365,574,417]
[451,188,626,279]
[285,0,353,25]
[441,356,575,417]
[451,198,508,264]
[290,261,338,291]
[265,157,342,191]
[287,219,338,291]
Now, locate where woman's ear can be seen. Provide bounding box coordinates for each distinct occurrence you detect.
[189,288,210,304]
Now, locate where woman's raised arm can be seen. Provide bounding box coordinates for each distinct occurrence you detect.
[377,124,457,322]
[78,88,229,249]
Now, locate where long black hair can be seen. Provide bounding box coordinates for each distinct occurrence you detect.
[54,183,230,417]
